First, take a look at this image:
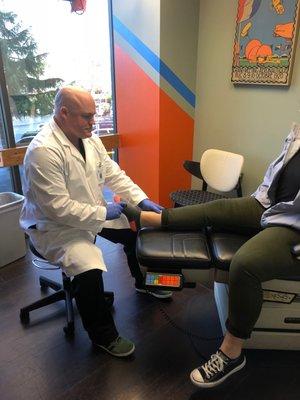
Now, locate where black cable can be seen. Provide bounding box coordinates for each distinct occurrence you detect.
[159,305,224,360]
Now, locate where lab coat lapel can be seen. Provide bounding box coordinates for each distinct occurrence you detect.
[83,139,94,174]
[50,120,85,164]
[82,139,106,204]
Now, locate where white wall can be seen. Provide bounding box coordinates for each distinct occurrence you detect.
[194,0,300,194]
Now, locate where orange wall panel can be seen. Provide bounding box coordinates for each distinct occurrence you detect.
[115,45,160,201]
[159,89,193,207]
[114,45,193,207]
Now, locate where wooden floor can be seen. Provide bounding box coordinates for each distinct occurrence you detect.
[1,237,300,400]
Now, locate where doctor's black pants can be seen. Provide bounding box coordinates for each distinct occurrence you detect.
[72,228,143,345]
[161,197,300,339]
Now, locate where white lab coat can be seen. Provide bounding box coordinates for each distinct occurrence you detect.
[20,119,147,276]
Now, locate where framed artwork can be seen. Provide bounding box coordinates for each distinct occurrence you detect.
[231,0,300,86]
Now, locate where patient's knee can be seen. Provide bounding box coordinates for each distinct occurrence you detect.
[229,252,261,288]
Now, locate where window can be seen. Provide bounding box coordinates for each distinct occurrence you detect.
[0,0,115,192]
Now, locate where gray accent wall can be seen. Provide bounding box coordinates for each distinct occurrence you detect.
[112,0,160,55]
[194,0,300,195]
[112,0,199,116]
[160,0,199,92]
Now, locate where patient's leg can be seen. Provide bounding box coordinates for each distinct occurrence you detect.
[143,197,264,232]
[214,226,300,358]
[227,225,300,340]
[190,226,300,388]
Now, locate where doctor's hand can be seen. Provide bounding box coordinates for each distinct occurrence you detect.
[138,199,164,213]
[105,202,126,220]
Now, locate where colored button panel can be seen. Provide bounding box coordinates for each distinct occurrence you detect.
[146,273,181,287]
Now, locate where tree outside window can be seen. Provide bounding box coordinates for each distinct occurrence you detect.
[0,0,114,147]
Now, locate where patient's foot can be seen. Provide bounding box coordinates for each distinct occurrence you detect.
[140,211,162,227]
[190,350,246,388]
[122,203,163,229]
[122,203,141,230]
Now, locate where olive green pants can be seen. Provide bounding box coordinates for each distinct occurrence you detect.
[162,197,300,339]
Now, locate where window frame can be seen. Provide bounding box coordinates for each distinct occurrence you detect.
[0,46,22,193]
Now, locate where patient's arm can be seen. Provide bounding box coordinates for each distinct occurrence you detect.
[291,243,300,257]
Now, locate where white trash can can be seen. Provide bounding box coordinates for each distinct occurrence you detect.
[0,192,27,267]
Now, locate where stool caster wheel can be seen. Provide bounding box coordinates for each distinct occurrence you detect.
[63,323,74,337]
[20,309,30,324]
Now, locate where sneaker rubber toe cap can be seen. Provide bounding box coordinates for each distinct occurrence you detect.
[190,368,204,384]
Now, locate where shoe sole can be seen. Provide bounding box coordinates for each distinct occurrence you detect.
[190,357,246,388]
[135,288,173,299]
[95,343,135,358]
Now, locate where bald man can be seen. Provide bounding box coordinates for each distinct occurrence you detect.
[20,86,170,357]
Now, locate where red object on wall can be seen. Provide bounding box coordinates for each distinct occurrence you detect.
[71,0,86,13]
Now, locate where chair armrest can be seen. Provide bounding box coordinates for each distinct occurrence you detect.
[291,244,300,257]
[183,160,203,180]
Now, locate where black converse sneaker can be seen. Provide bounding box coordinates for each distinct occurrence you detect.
[190,349,246,388]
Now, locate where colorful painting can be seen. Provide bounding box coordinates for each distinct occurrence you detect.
[231,0,300,85]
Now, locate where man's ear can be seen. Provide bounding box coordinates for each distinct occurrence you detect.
[60,106,68,120]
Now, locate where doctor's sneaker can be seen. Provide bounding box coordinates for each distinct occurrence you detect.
[95,336,135,358]
[135,286,173,299]
[190,350,246,388]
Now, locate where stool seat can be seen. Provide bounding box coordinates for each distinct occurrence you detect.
[29,241,46,259]
[29,241,60,271]
[137,228,211,269]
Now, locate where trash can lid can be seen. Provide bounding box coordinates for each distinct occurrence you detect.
[0,192,24,208]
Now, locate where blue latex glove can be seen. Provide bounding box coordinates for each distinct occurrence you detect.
[138,199,164,213]
[105,202,126,220]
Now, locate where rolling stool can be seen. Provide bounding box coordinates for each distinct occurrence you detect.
[20,241,114,337]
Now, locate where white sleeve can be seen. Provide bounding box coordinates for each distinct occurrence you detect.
[28,147,107,232]
[100,142,148,204]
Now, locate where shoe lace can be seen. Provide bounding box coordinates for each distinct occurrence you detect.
[108,336,121,349]
[202,351,227,379]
